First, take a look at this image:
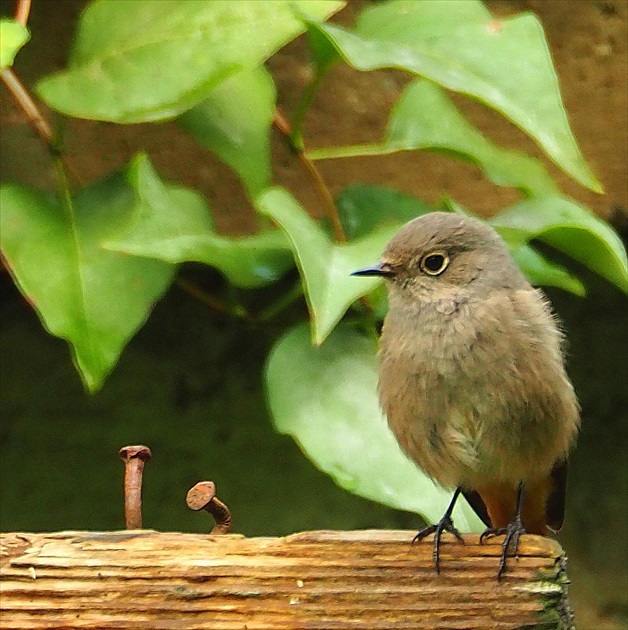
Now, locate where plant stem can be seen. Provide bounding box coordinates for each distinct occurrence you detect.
[14,0,31,26]
[306,143,386,161]
[1,68,57,153]
[176,277,253,322]
[289,72,324,151]
[53,157,74,219]
[256,280,304,322]
[3,0,76,186]
[273,109,347,244]
[1,67,83,188]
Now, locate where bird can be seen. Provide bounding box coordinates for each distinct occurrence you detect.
[352,211,580,579]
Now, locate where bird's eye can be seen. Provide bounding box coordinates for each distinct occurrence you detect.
[420,251,449,276]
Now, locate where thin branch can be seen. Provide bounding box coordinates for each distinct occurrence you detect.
[256,279,304,322]
[289,72,325,150]
[1,68,84,187]
[14,0,31,26]
[274,109,376,313]
[4,0,44,146]
[176,277,254,322]
[1,68,56,151]
[274,109,347,244]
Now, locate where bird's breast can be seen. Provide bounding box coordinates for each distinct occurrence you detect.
[377,291,578,488]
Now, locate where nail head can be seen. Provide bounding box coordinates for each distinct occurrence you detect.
[119,445,152,462]
[186,481,217,511]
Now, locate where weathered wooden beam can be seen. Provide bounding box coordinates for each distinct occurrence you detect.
[0,530,572,629]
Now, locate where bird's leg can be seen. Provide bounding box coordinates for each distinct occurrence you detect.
[479,481,526,580]
[414,487,464,573]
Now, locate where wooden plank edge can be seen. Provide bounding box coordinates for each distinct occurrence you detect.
[0,530,574,630]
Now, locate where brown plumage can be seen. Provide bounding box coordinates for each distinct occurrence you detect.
[353,212,580,578]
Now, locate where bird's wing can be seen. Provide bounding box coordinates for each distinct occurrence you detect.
[461,488,492,527]
[545,459,568,533]
[462,459,569,533]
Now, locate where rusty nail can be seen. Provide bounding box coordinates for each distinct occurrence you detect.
[119,445,151,529]
[186,481,232,534]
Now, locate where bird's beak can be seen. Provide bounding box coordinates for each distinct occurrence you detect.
[351,263,395,278]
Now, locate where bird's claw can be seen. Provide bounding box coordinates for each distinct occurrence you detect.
[480,516,526,580]
[413,515,464,573]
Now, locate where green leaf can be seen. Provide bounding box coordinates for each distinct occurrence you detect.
[336,185,585,296]
[441,196,585,295]
[0,19,29,69]
[0,175,175,392]
[105,155,293,288]
[489,196,628,293]
[334,184,436,319]
[178,67,275,197]
[311,79,559,198]
[35,0,344,123]
[257,187,402,344]
[305,19,342,77]
[336,183,437,240]
[509,243,585,297]
[265,322,485,531]
[289,23,342,147]
[307,0,602,191]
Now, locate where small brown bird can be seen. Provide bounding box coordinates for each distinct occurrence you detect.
[353,212,580,578]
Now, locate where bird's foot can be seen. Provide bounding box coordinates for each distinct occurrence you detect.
[413,515,464,573]
[479,514,526,580]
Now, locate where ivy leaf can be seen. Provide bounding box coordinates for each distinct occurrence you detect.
[0,172,175,392]
[336,183,436,240]
[489,196,628,294]
[105,155,293,288]
[256,187,401,344]
[332,184,438,319]
[265,322,485,531]
[509,243,585,297]
[178,67,275,197]
[306,0,602,191]
[310,79,559,198]
[305,19,342,77]
[335,184,586,296]
[36,0,344,122]
[0,19,30,69]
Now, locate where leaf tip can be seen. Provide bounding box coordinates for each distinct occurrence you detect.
[589,178,605,195]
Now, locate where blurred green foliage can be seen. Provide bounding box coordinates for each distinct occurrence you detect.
[1,0,626,527]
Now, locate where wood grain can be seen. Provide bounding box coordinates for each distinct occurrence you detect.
[0,529,573,629]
